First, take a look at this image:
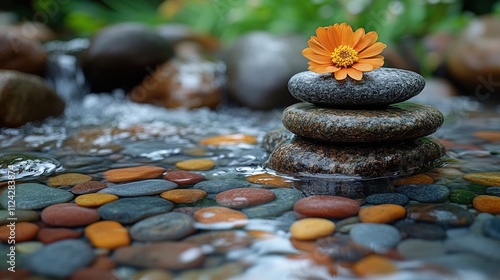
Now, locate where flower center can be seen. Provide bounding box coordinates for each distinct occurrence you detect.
[331,45,358,68]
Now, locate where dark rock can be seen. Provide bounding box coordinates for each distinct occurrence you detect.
[81,23,174,92]
[366,193,409,205]
[130,42,224,109]
[396,184,450,203]
[266,137,445,177]
[193,178,251,194]
[296,176,393,198]
[486,187,500,197]
[395,220,447,240]
[0,183,74,210]
[0,31,47,75]
[283,102,443,142]
[262,128,294,153]
[98,179,177,197]
[0,70,65,127]
[288,68,425,108]
[130,212,196,241]
[406,203,474,227]
[223,32,306,110]
[27,240,95,278]
[98,196,174,224]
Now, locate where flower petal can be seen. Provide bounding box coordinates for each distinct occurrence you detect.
[334,68,348,80]
[308,37,332,55]
[316,27,335,52]
[352,63,374,71]
[341,23,354,46]
[359,56,385,68]
[349,28,365,48]
[303,48,332,64]
[328,24,342,49]
[354,31,378,52]
[358,42,387,58]
[347,68,363,80]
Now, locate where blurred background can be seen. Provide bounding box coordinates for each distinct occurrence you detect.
[1,0,499,127]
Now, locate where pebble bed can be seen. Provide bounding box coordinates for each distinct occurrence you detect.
[1,94,500,279]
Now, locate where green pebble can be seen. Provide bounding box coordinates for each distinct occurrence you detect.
[449,189,477,205]
[467,183,488,195]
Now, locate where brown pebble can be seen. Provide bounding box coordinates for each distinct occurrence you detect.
[393,173,433,186]
[41,203,100,227]
[163,170,206,185]
[71,181,107,194]
[215,188,276,208]
[70,268,117,280]
[104,166,166,183]
[193,207,248,226]
[359,204,406,224]
[47,173,92,187]
[160,189,207,203]
[352,255,397,276]
[246,173,293,187]
[183,230,251,253]
[294,195,360,219]
[0,222,39,242]
[37,227,82,243]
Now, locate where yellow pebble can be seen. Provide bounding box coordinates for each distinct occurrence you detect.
[85,221,130,249]
[176,159,216,171]
[358,204,406,224]
[75,193,119,207]
[47,173,92,187]
[246,173,293,188]
[472,195,500,214]
[463,172,500,187]
[289,218,336,241]
[352,255,397,276]
[199,134,257,146]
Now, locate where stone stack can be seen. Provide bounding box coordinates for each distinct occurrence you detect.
[265,68,445,178]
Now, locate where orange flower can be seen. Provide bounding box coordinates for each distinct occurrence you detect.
[302,22,387,81]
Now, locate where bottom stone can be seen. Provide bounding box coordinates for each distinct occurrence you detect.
[265,132,444,178]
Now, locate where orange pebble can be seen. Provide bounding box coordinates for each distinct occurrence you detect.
[160,189,207,203]
[352,255,397,277]
[358,204,406,224]
[246,173,293,188]
[473,131,500,142]
[199,134,257,146]
[175,159,216,171]
[85,221,130,249]
[0,222,39,242]
[393,173,433,186]
[193,207,248,226]
[75,193,119,207]
[472,195,500,214]
[103,166,165,183]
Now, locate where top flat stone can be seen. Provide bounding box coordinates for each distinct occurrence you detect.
[288,68,425,107]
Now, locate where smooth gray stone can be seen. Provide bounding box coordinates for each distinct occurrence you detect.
[349,223,402,252]
[27,240,95,278]
[0,183,74,210]
[288,68,425,107]
[396,184,450,203]
[98,196,173,224]
[130,212,196,241]
[98,179,177,197]
[193,179,251,194]
[266,136,444,178]
[282,102,443,142]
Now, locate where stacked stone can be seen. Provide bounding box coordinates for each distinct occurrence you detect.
[266,68,445,178]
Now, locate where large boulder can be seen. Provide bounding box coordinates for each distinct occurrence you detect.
[0,70,65,127]
[222,32,307,110]
[81,23,174,93]
[0,31,47,76]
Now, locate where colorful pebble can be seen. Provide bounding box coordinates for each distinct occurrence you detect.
[352,255,397,276]
[75,193,119,207]
[472,195,500,214]
[85,220,130,249]
[103,166,166,183]
[393,173,434,186]
[216,188,276,208]
[293,195,360,219]
[194,206,248,226]
[41,203,100,227]
[175,159,216,171]
[246,173,293,187]
[163,170,206,185]
[463,172,500,187]
[160,189,207,203]
[71,181,107,194]
[0,221,39,242]
[358,204,406,224]
[47,173,92,187]
[199,133,257,146]
[289,218,335,240]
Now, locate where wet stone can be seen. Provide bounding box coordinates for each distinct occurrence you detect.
[98,196,174,224]
[183,230,251,253]
[395,184,450,203]
[358,204,406,224]
[287,68,425,107]
[199,133,257,146]
[71,181,107,194]
[463,172,500,187]
[163,170,206,185]
[0,154,59,181]
[160,189,207,203]
[47,173,92,187]
[75,193,119,207]
[283,102,443,142]
[483,217,500,240]
[352,255,397,277]
[175,159,216,171]
[246,173,293,188]
[194,206,248,227]
[113,242,205,270]
[242,188,304,219]
[98,179,177,197]
[177,262,247,280]
[0,209,39,224]
[130,212,196,241]
[473,195,500,214]
[486,186,500,196]
[193,178,251,194]
[393,173,434,186]
[103,165,166,183]
[216,188,276,208]
[316,235,372,262]
[27,240,95,278]
[406,203,474,227]
[266,137,445,178]
[0,222,39,242]
[0,182,74,210]
[132,269,174,280]
[85,220,131,249]
[365,193,409,205]
[350,223,402,252]
[37,227,81,244]
[293,195,360,219]
[445,234,500,261]
[397,239,446,260]
[41,203,100,227]
[449,189,476,205]
[395,220,447,240]
[71,268,117,280]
